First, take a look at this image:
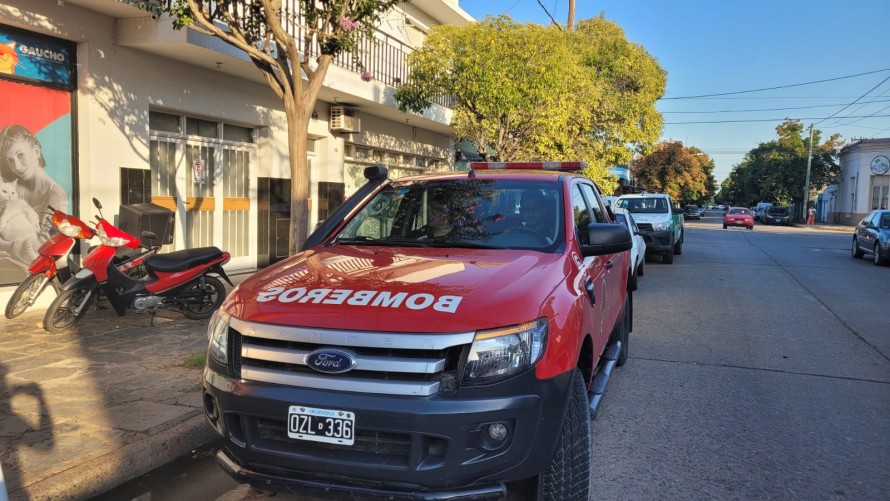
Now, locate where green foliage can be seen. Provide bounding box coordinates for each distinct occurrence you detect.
[718,120,842,207]
[184,349,206,369]
[395,15,665,190]
[630,141,717,205]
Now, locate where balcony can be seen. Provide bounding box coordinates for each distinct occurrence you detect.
[64,0,456,129]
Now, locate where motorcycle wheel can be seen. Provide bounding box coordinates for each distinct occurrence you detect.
[5,273,54,319]
[43,284,95,333]
[181,275,226,320]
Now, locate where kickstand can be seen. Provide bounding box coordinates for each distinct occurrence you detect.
[149,310,156,326]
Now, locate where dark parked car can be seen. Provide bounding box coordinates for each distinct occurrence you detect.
[851,209,890,265]
[762,206,791,225]
[684,205,703,220]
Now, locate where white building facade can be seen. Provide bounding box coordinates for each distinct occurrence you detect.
[823,138,890,225]
[0,0,471,298]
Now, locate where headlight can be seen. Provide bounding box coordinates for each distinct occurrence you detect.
[57,218,92,238]
[651,221,670,231]
[462,318,548,384]
[207,309,231,365]
[97,225,130,247]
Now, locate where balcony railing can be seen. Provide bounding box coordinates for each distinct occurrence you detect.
[143,0,452,108]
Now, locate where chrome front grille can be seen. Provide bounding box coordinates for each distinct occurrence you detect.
[229,316,474,396]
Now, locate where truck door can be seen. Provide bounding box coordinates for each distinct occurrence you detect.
[579,183,623,328]
[571,184,609,358]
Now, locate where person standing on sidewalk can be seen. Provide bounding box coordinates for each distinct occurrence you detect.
[806,204,816,226]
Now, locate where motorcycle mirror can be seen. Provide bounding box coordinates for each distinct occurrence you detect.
[92,198,102,210]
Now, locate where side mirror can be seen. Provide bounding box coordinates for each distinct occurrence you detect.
[580,223,633,257]
[93,198,102,210]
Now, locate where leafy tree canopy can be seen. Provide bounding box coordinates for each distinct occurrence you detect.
[395,15,665,191]
[630,141,717,205]
[718,120,842,208]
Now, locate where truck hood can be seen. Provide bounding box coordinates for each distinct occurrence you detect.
[227,245,568,333]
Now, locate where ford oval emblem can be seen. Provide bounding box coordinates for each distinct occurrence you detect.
[306,348,358,374]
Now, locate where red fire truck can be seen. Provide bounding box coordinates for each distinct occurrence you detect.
[202,162,633,500]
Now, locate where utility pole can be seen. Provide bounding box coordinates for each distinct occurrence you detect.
[567,0,575,32]
[802,123,814,221]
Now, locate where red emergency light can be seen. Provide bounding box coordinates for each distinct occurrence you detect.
[468,161,586,171]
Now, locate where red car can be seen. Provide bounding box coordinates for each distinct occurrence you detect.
[723,207,754,230]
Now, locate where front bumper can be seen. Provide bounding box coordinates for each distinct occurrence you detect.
[203,367,573,499]
[640,229,673,254]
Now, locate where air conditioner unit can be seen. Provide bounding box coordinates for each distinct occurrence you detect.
[330,106,360,133]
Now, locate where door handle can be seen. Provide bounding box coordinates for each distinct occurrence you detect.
[584,277,595,305]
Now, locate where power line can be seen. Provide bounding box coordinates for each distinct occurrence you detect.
[814,74,890,125]
[660,68,890,100]
[665,114,890,125]
[662,99,890,114]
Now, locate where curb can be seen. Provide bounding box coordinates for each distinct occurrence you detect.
[16,414,216,501]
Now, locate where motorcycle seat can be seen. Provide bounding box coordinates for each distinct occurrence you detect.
[146,247,223,273]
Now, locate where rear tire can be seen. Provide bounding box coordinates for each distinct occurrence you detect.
[182,275,226,319]
[536,368,593,501]
[6,273,52,319]
[44,284,95,333]
[852,237,864,258]
[611,293,630,367]
[638,259,645,277]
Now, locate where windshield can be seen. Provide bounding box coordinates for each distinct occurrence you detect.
[729,208,750,215]
[615,197,668,214]
[331,179,565,251]
[767,207,789,215]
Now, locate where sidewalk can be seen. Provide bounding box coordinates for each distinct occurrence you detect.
[0,272,253,501]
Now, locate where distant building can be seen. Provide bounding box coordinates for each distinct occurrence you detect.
[824,138,890,225]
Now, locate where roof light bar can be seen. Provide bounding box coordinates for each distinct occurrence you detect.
[468,161,586,171]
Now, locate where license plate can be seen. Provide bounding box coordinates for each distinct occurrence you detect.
[287,405,355,445]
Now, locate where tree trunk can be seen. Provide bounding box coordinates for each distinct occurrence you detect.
[288,111,310,256]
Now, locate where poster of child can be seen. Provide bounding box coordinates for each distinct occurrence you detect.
[0,124,68,276]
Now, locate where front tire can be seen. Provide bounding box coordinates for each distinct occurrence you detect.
[673,232,683,255]
[536,368,593,501]
[875,243,887,266]
[44,284,95,333]
[6,273,52,319]
[628,269,638,292]
[181,275,226,319]
[723,223,727,229]
[852,237,864,258]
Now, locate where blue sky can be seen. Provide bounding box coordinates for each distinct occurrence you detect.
[456,0,890,186]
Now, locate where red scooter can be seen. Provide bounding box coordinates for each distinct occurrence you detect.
[4,206,94,319]
[5,206,158,319]
[42,199,232,332]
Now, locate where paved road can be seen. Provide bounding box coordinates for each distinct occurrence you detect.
[97,214,890,500]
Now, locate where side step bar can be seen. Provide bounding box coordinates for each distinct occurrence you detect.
[588,341,621,419]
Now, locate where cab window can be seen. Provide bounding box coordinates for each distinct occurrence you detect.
[571,185,593,245]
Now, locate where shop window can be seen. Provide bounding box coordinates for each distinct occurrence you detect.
[120,167,151,204]
[223,124,254,143]
[149,111,181,134]
[186,117,219,138]
[873,186,881,210]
